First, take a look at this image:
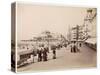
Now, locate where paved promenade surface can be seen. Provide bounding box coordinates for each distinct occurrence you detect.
[17,44,96,72]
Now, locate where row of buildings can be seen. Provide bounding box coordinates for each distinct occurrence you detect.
[67,8,97,49]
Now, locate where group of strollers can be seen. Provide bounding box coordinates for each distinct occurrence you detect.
[17,43,68,68]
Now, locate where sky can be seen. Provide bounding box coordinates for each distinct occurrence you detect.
[17,3,89,40]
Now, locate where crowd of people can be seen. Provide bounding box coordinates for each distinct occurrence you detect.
[70,41,82,53]
[31,43,65,63]
[27,42,82,64]
[17,42,82,67]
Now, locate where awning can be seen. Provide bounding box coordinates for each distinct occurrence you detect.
[85,38,96,44]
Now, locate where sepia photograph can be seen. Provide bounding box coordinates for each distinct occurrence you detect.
[11,2,97,72]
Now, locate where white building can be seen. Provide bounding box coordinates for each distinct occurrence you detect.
[83,8,97,49]
[83,8,97,39]
[71,25,83,42]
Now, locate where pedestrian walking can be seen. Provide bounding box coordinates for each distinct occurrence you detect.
[71,45,73,52]
[79,43,82,47]
[73,41,77,53]
[43,47,48,61]
[53,49,56,59]
[37,47,43,62]
[73,44,76,53]
[70,42,74,53]
[52,45,56,59]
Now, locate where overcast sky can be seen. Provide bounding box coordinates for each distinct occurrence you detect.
[17,3,89,40]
